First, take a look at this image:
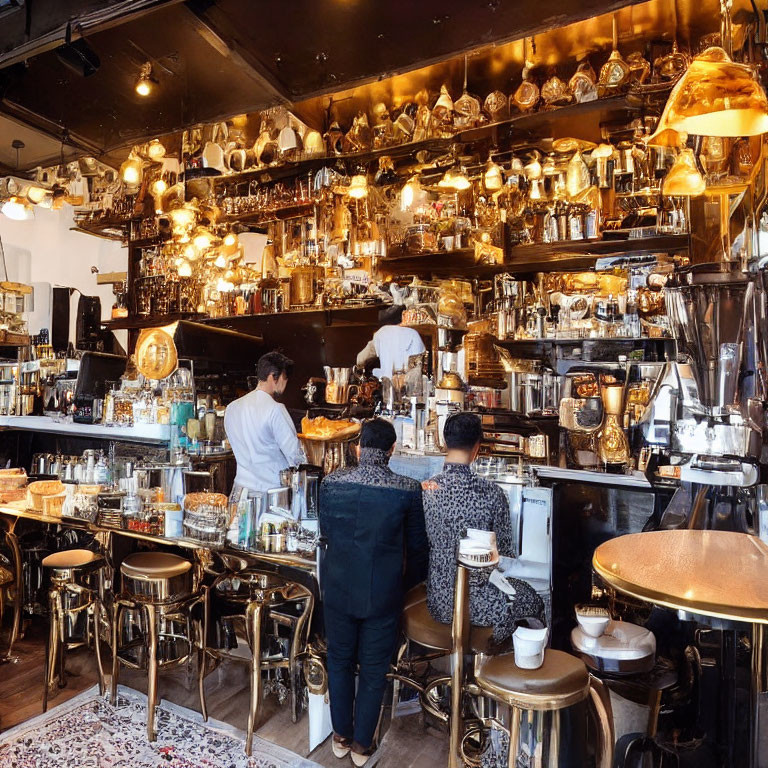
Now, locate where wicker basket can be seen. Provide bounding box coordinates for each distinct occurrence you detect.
[42,493,66,517]
[28,480,65,512]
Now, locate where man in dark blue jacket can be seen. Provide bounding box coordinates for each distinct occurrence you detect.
[319,419,427,766]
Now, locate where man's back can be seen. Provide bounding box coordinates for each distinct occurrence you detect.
[372,325,425,380]
[422,462,514,628]
[224,389,301,493]
[319,447,427,618]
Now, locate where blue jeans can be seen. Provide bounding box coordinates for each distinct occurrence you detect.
[324,605,399,749]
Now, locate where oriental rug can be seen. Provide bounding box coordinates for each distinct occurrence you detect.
[0,685,322,768]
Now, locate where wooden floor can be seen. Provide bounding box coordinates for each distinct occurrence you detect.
[0,616,448,768]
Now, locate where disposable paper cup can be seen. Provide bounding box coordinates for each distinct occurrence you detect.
[513,626,548,670]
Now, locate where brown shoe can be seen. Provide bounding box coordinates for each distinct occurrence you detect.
[351,742,379,767]
[332,734,352,759]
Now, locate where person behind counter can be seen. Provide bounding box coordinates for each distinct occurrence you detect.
[224,351,305,502]
[423,412,545,648]
[319,418,428,766]
[356,303,426,381]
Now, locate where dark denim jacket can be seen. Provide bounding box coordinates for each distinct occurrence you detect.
[319,448,428,618]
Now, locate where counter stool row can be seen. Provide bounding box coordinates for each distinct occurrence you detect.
[37,547,313,753]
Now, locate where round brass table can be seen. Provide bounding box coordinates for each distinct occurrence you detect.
[593,530,768,767]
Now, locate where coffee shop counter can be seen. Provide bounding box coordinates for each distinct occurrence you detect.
[0,500,318,572]
[0,414,171,445]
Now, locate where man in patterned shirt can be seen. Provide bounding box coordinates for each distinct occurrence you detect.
[422,412,544,647]
[319,419,427,766]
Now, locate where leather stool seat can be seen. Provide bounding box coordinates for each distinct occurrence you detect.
[42,549,102,569]
[121,552,192,580]
[475,649,590,711]
[402,583,494,654]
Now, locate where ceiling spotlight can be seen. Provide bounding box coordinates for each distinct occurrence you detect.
[2,196,34,221]
[135,62,156,97]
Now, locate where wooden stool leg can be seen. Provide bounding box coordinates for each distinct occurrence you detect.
[146,603,159,742]
[245,599,264,756]
[548,709,560,768]
[508,707,522,768]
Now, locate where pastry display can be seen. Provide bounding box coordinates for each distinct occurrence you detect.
[300,416,360,440]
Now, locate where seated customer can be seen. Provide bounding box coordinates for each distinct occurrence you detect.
[422,412,544,647]
[319,419,428,766]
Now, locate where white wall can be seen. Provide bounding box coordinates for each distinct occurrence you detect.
[0,207,128,349]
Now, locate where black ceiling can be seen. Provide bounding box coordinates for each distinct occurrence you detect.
[0,0,652,169]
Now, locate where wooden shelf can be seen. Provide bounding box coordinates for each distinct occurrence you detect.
[453,95,642,145]
[0,330,29,347]
[380,234,689,278]
[190,137,453,189]
[102,312,207,330]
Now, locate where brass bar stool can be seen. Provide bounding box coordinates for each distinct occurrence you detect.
[111,551,202,742]
[41,548,107,711]
[198,561,314,756]
[391,581,493,727]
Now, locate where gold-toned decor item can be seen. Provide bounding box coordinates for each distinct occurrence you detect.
[483,90,509,122]
[541,73,573,107]
[569,59,597,103]
[135,327,179,380]
[598,16,631,96]
[325,122,345,155]
[653,40,690,81]
[650,46,768,140]
[627,51,651,84]
[454,57,482,129]
[511,38,540,113]
[483,155,504,191]
[431,84,455,136]
[598,382,630,467]
[662,148,706,196]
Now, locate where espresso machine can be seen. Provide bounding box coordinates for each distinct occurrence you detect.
[640,267,767,528]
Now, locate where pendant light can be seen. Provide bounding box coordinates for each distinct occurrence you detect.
[438,166,471,191]
[483,155,504,191]
[135,62,156,97]
[120,152,143,192]
[454,56,481,129]
[147,139,166,161]
[347,174,369,199]
[511,38,540,113]
[649,46,768,144]
[400,175,421,211]
[662,148,706,196]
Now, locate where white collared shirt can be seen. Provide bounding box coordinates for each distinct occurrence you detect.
[224,389,305,494]
[357,324,426,380]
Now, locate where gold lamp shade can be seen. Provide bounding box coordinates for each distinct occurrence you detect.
[649,47,768,146]
[662,148,706,196]
[135,328,178,380]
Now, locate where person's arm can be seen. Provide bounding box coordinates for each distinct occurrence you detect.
[492,488,515,558]
[271,403,305,466]
[356,339,378,367]
[404,486,429,590]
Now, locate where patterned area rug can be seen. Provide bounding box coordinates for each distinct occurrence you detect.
[0,685,321,768]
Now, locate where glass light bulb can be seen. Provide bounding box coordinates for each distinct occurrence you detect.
[223,232,237,247]
[214,254,227,268]
[1,197,33,220]
[348,174,368,199]
[151,179,167,196]
[177,260,192,277]
[147,139,165,160]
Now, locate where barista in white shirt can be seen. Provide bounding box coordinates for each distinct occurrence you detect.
[356,304,426,380]
[224,351,305,499]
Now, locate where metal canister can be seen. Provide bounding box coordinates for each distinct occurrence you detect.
[260,522,275,552]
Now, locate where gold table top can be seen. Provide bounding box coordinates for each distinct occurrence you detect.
[593,530,768,625]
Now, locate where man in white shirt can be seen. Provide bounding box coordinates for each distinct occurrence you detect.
[224,351,305,497]
[356,305,426,380]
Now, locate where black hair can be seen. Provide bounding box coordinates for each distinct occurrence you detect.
[360,418,397,451]
[256,351,294,382]
[443,412,483,451]
[378,304,404,326]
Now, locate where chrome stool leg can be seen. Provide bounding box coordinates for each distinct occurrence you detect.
[198,585,210,722]
[146,603,159,742]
